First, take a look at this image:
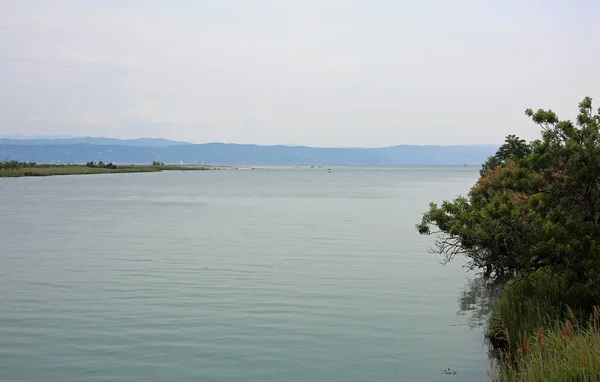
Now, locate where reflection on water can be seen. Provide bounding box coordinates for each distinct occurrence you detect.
[457,277,503,329]
[457,276,504,379]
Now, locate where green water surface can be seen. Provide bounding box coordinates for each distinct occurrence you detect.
[0,166,489,381]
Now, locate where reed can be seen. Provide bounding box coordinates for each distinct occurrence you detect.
[496,306,600,381]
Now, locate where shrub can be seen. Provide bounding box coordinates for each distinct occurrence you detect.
[417,97,600,294]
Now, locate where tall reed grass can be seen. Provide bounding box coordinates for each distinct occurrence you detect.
[496,307,600,381]
[486,269,592,353]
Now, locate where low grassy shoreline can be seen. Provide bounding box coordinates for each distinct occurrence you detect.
[0,164,224,177]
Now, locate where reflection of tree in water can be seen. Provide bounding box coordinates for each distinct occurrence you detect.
[456,277,503,329]
[456,277,504,378]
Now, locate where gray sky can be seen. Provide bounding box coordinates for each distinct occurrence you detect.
[0,0,598,147]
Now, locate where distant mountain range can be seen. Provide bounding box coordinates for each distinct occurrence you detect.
[0,137,498,165]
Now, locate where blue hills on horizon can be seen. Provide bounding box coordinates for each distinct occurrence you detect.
[0,136,498,165]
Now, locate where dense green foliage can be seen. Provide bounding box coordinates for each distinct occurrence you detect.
[480,135,531,177]
[152,161,165,166]
[417,97,600,305]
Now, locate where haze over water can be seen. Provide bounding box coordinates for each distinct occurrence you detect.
[1,167,489,381]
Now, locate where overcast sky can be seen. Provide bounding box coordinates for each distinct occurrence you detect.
[0,0,598,147]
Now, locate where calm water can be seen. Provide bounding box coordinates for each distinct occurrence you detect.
[0,167,490,381]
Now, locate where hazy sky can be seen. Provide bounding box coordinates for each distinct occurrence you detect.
[0,0,598,147]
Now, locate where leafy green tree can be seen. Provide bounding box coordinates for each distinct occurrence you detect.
[480,135,531,176]
[417,97,600,304]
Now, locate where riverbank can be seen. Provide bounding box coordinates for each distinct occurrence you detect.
[0,164,226,177]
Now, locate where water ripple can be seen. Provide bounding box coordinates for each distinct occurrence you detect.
[0,167,489,382]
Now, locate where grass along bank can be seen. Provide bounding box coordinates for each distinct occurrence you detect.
[0,161,217,177]
[495,306,600,381]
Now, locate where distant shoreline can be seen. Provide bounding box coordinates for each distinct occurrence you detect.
[0,163,482,178]
[0,164,234,178]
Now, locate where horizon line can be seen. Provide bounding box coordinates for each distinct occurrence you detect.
[0,135,501,149]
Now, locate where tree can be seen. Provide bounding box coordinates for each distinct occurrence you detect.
[1,160,21,170]
[480,135,531,176]
[416,97,600,303]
